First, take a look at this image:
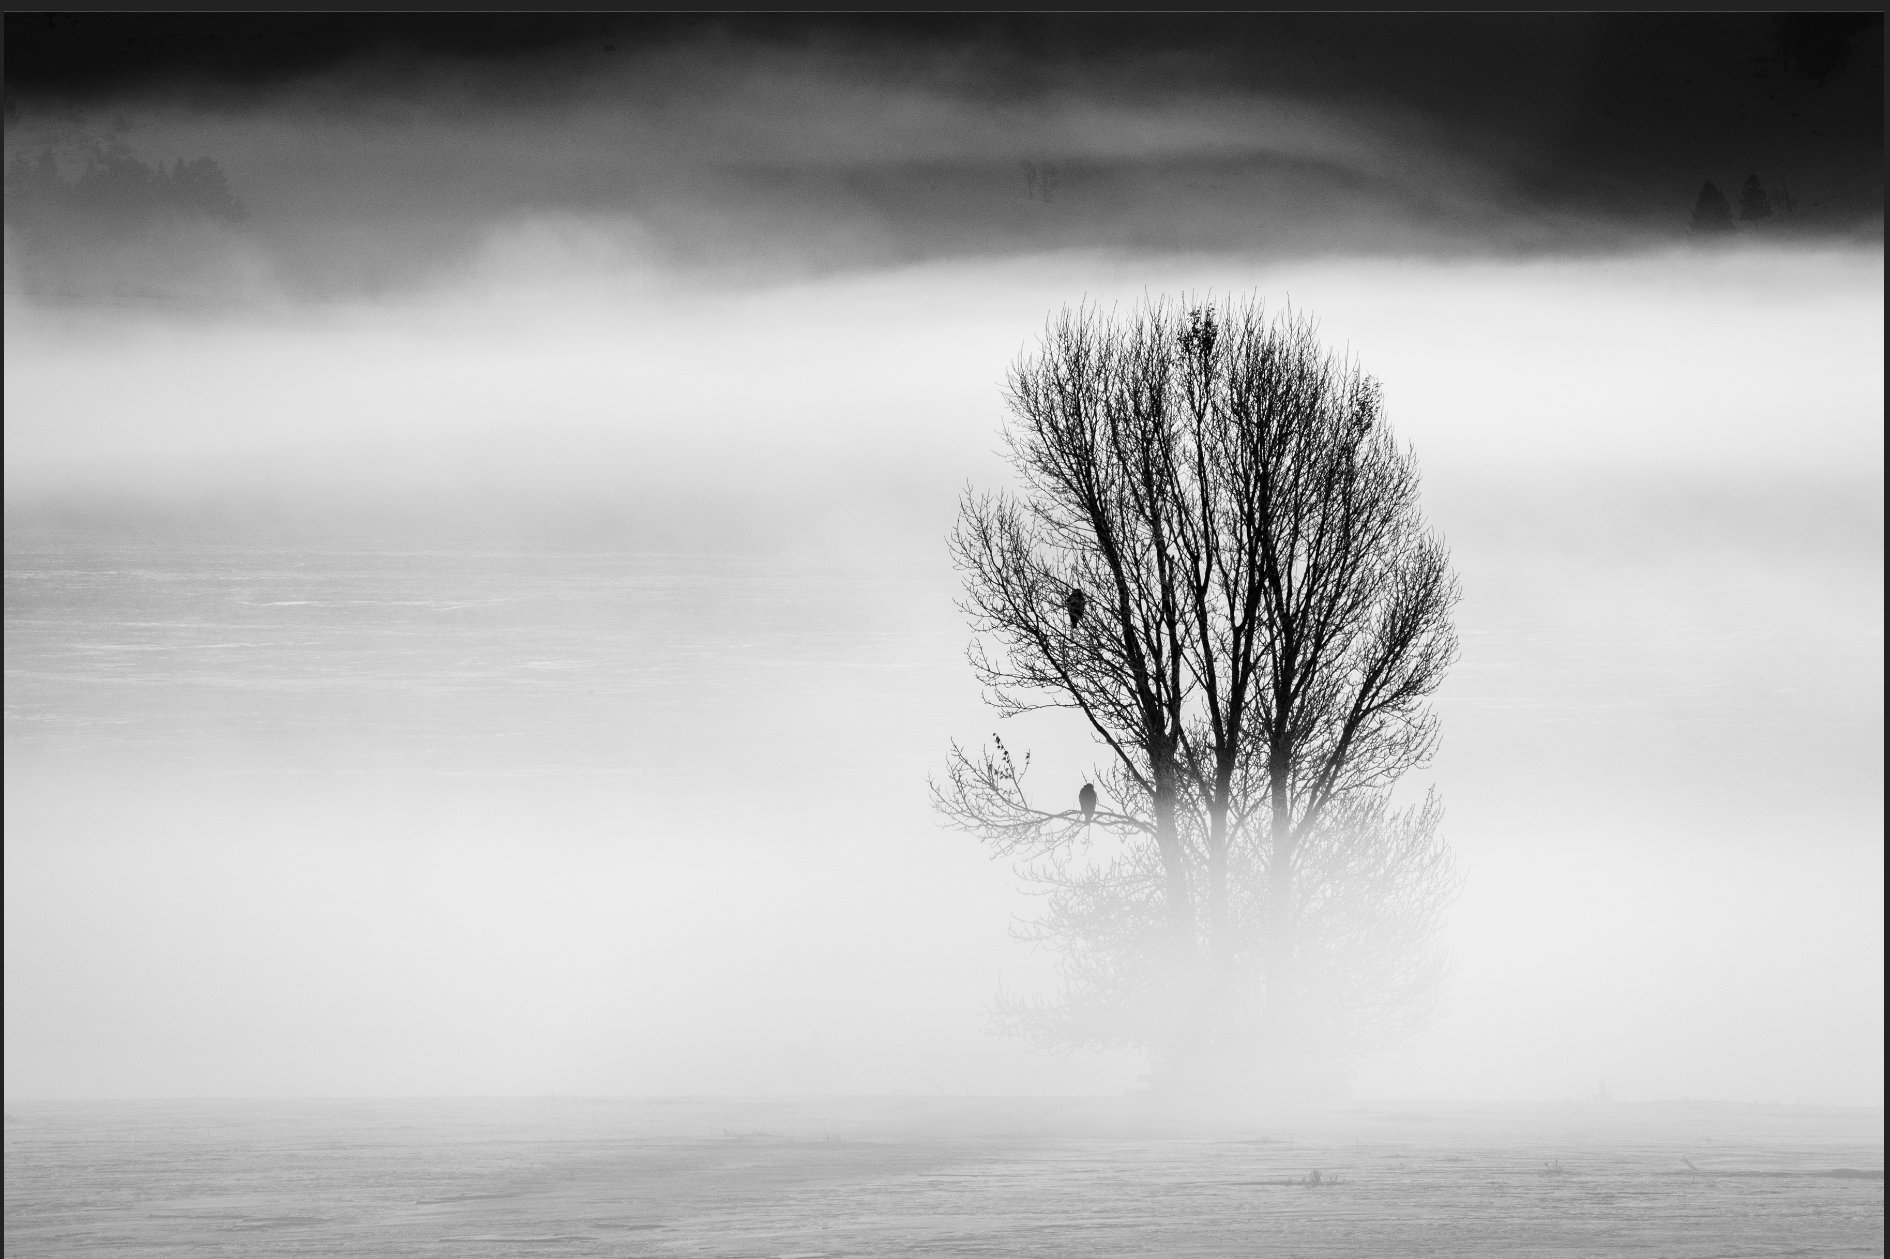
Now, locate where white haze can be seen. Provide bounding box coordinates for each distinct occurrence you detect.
[4,234,1882,1104]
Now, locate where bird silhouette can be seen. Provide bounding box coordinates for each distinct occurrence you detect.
[1078,782,1097,822]
[1064,587,1087,627]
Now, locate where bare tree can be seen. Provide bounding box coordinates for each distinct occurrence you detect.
[934,296,1461,1092]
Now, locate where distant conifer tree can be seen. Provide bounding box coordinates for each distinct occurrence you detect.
[3,148,246,233]
[1690,181,1735,233]
[1773,181,1796,220]
[1737,174,1773,223]
[170,156,248,223]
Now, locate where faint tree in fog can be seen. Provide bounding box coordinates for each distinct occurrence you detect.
[2,146,246,237]
[934,297,1460,1095]
[164,156,248,223]
[1772,181,1797,220]
[1737,174,1774,223]
[1689,181,1736,234]
[1021,160,1060,204]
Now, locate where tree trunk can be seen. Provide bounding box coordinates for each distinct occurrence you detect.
[1267,761,1295,1068]
[1206,811,1229,965]
[1202,809,1231,1075]
[1151,756,1194,947]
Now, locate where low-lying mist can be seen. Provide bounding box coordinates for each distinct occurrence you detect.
[7,234,1881,503]
[5,230,1881,1105]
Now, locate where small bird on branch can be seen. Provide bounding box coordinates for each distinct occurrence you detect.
[1078,782,1097,823]
[1064,587,1087,628]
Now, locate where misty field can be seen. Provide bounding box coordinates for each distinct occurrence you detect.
[4,1099,1880,1257]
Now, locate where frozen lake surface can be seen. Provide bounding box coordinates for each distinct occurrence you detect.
[6,528,1877,797]
[3,1098,1882,1257]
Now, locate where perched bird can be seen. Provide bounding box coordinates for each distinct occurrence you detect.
[1064,587,1088,628]
[1078,782,1097,822]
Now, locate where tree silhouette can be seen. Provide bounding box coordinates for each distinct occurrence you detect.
[1737,174,1773,223]
[1021,159,1061,204]
[935,296,1460,1094]
[1689,181,1736,234]
[2,146,247,236]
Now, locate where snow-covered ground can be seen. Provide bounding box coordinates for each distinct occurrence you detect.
[4,1097,1881,1257]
